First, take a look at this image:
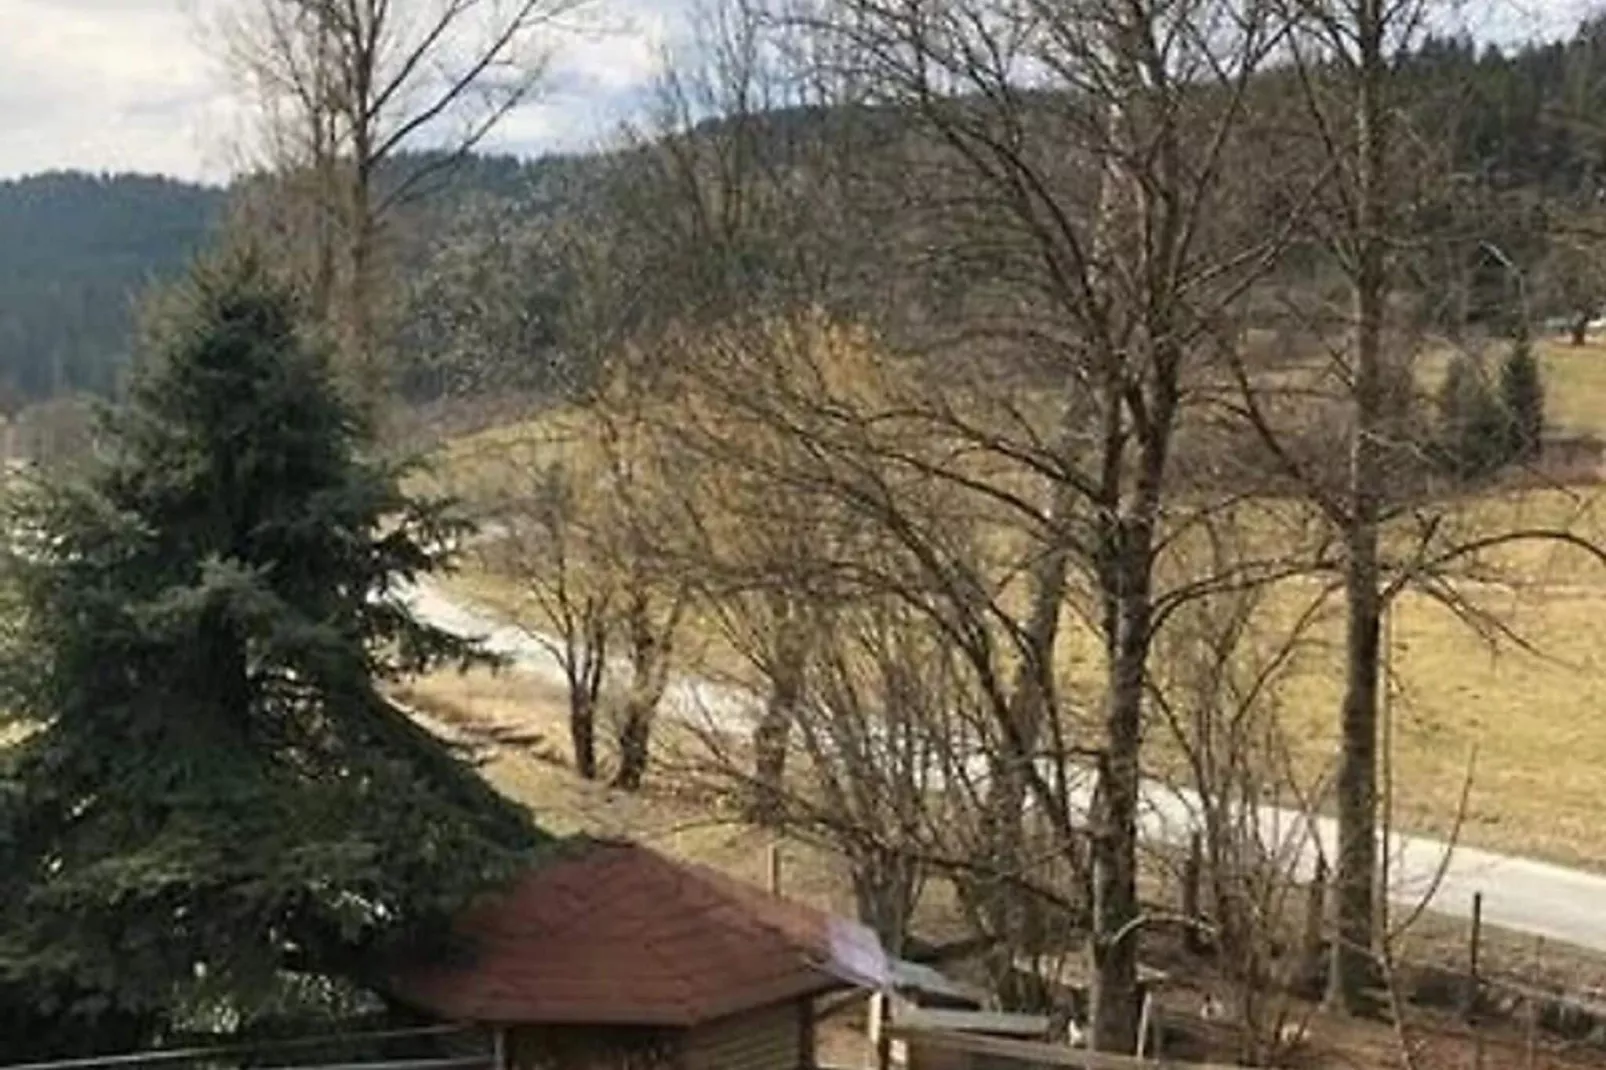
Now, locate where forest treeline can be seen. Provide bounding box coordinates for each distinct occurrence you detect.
[8,19,1606,414]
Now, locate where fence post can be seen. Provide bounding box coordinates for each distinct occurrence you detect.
[1300,855,1328,994]
[1465,890,1483,1021]
[868,991,892,1070]
[1526,934,1544,1070]
[1182,832,1204,954]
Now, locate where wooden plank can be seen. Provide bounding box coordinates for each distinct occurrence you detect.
[1010,955,1170,990]
[684,1001,802,1070]
[894,1005,1052,1037]
[887,1026,1254,1070]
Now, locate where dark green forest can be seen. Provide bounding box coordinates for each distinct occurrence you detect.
[0,154,593,410]
[0,173,223,402]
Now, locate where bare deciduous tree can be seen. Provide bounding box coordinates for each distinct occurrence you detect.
[782,0,1309,1048]
[223,0,585,390]
[1311,0,1396,1010]
[590,372,693,792]
[606,0,884,814]
[1537,214,1606,346]
[478,452,613,780]
[1225,2,1606,1016]
[1150,526,1333,1061]
[1226,0,1443,1011]
[452,377,687,790]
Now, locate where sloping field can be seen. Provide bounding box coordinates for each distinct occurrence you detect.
[427,336,1606,867]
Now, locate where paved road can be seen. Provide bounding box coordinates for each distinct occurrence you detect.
[402,578,1606,955]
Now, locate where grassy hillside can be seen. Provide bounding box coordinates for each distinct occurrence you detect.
[396,667,1606,1070]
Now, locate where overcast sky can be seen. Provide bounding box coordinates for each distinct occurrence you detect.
[0,0,674,182]
[0,0,1592,184]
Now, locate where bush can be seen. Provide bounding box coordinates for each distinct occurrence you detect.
[1437,354,1510,480]
[1436,335,1546,481]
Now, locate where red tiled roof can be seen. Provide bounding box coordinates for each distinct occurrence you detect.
[388,839,889,1028]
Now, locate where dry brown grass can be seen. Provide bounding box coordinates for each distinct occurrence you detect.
[395,666,859,915]
[406,405,589,498]
[428,347,1606,870]
[1227,481,1606,866]
[1529,336,1606,437]
[1237,572,1606,868]
[434,484,1606,868]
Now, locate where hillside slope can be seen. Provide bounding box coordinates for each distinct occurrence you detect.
[0,153,602,411]
[0,172,224,401]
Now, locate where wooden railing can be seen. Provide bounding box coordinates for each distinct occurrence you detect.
[887,1026,1255,1070]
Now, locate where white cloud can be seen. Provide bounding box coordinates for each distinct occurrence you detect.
[0,0,224,178]
[0,0,675,182]
[488,0,674,155]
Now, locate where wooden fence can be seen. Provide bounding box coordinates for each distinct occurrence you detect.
[886,1027,1253,1070]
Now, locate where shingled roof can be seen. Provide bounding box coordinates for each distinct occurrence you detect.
[388,839,890,1028]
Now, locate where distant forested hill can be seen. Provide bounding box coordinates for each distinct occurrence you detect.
[8,18,1606,413]
[0,154,597,411]
[0,172,225,403]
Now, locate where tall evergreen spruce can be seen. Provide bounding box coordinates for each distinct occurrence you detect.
[1499,330,1545,464]
[0,251,543,1053]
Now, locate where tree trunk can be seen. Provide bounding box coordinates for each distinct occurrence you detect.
[1182,832,1205,955]
[1572,312,1590,347]
[750,706,792,823]
[570,688,597,781]
[611,588,672,793]
[750,617,807,825]
[1329,525,1381,1010]
[612,702,653,791]
[1300,856,1330,998]
[852,849,919,958]
[963,473,1079,1009]
[346,174,378,395]
[956,770,1035,1009]
[1089,540,1150,1054]
[1329,0,1386,1011]
[309,95,338,324]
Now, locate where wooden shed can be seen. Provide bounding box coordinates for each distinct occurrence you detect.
[389,838,889,1070]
